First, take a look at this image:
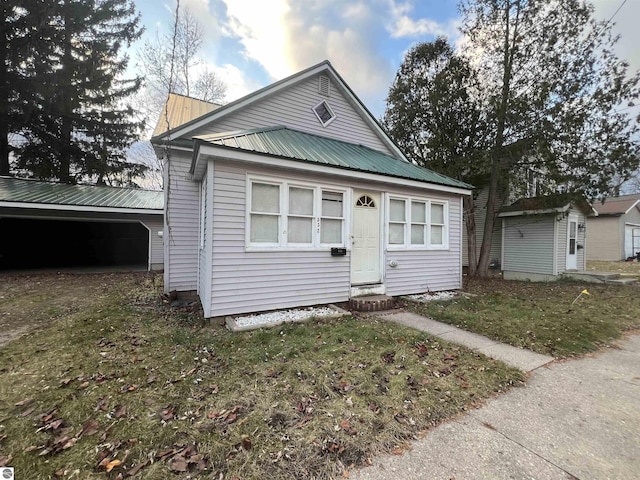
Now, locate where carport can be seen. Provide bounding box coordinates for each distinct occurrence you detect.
[0,176,164,271]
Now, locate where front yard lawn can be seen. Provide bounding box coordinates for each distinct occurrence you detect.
[407,278,640,357]
[0,273,523,479]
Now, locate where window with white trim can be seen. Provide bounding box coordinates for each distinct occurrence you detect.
[248,178,345,249]
[312,100,336,127]
[387,196,448,249]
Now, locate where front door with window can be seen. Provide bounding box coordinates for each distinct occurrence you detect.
[351,192,381,285]
[566,216,578,270]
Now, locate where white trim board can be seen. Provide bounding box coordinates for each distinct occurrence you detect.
[0,201,162,216]
[193,145,472,197]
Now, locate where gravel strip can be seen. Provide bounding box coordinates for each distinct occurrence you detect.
[406,291,458,302]
[233,306,339,329]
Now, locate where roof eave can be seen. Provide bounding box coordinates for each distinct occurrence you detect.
[194,143,472,195]
[0,200,162,215]
[498,205,570,217]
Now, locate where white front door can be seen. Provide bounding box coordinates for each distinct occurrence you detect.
[351,191,381,285]
[566,216,578,270]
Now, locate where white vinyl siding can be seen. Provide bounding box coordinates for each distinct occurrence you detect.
[385,194,462,294]
[165,149,200,291]
[211,163,350,317]
[190,74,394,156]
[503,215,555,275]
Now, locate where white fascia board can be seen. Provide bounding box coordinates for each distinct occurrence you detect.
[195,144,472,196]
[624,200,640,215]
[0,201,162,216]
[498,205,569,217]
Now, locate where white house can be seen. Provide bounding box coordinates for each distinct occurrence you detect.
[151,61,472,318]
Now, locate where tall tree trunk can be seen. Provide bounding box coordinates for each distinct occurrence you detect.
[0,7,10,176]
[464,194,478,277]
[59,1,72,183]
[477,0,520,277]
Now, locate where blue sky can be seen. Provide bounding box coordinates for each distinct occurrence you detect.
[130,0,639,119]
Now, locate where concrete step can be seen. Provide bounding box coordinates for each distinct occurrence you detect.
[349,294,395,312]
[605,278,637,286]
[562,271,621,283]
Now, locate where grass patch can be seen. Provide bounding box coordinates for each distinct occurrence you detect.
[407,278,640,357]
[587,260,640,279]
[0,273,523,479]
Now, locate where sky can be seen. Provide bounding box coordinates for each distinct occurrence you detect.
[129,0,640,119]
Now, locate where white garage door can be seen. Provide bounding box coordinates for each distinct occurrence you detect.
[625,224,640,259]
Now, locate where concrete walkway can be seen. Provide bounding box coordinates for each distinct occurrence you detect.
[353,333,640,480]
[377,310,553,372]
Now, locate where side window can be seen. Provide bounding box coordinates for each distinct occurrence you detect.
[389,198,406,245]
[250,182,280,244]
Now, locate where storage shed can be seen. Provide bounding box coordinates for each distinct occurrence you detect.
[498,196,591,281]
[0,177,164,271]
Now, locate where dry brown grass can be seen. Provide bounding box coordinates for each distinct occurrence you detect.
[0,272,523,479]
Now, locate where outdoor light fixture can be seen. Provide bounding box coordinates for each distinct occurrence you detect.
[578,223,585,231]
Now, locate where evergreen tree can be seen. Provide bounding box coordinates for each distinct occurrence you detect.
[9,0,145,185]
[383,37,490,275]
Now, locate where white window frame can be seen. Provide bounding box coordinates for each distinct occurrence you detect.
[246,175,347,251]
[312,100,337,127]
[386,195,449,250]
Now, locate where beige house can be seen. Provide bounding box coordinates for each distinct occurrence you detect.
[587,194,640,261]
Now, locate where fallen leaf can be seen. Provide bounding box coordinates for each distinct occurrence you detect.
[79,419,99,437]
[126,459,149,476]
[60,378,72,386]
[15,398,34,407]
[21,406,36,417]
[114,404,128,419]
[96,398,109,411]
[0,455,13,467]
[382,352,395,363]
[168,456,188,472]
[53,469,65,477]
[23,445,39,453]
[241,435,252,450]
[146,374,157,384]
[79,381,90,389]
[159,407,174,421]
[106,459,122,473]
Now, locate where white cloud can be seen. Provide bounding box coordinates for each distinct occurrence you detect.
[215,63,261,102]
[220,0,293,79]
[386,0,460,41]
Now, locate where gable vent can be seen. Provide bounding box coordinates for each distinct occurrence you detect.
[318,75,331,96]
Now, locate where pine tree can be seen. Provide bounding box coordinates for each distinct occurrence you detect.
[11,0,145,185]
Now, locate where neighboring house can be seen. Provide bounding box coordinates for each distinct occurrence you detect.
[498,195,591,281]
[587,194,640,261]
[151,60,472,319]
[0,176,163,271]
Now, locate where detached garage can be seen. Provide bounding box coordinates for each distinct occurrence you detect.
[587,194,640,261]
[0,176,163,271]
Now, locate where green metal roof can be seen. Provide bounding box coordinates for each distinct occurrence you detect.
[0,176,163,211]
[195,127,472,190]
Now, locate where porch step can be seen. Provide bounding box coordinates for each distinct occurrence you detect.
[561,271,621,283]
[606,278,637,286]
[349,295,395,312]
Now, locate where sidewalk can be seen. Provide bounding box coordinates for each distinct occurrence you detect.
[353,316,640,480]
[377,310,553,372]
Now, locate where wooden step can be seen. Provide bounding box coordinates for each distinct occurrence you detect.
[349,295,394,312]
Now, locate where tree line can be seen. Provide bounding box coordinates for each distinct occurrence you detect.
[383,0,640,276]
[1,0,225,187]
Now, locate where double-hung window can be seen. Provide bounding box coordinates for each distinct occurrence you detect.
[387,196,448,249]
[248,178,345,249]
